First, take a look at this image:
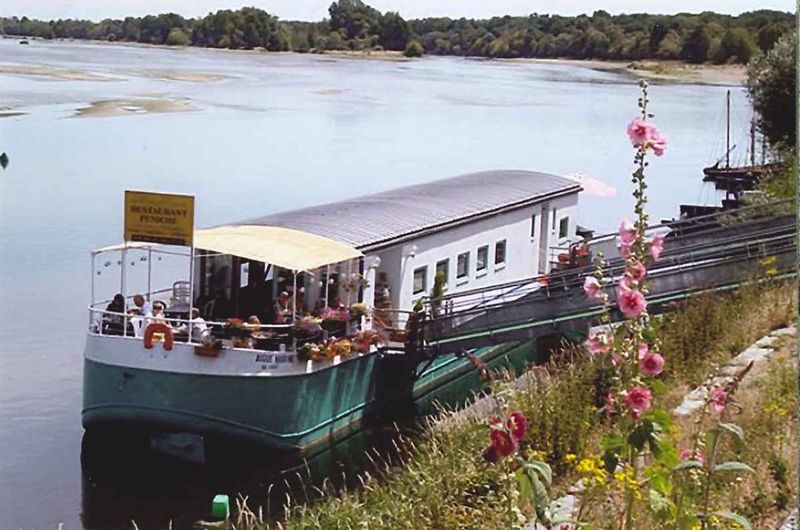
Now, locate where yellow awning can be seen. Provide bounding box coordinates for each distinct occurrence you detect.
[193,225,362,271]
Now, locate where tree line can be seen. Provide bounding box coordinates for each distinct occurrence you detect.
[1,1,794,63]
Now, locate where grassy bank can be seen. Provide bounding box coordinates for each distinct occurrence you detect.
[213,282,796,530]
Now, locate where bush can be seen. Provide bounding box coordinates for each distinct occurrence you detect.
[403,40,423,57]
[166,27,191,46]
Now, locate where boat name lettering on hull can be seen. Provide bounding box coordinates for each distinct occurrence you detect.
[255,354,295,364]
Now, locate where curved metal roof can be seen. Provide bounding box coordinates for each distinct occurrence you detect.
[241,170,581,251]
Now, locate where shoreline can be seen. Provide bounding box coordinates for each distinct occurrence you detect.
[510,58,746,86]
[3,36,745,86]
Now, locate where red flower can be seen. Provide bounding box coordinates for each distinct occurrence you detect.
[625,386,653,416]
[507,411,528,441]
[482,445,499,463]
[490,429,517,457]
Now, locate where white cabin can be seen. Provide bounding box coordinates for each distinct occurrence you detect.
[242,170,581,321]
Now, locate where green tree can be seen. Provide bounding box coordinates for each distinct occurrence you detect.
[379,11,409,51]
[713,28,757,63]
[746,31,796,147]
[403,39,424,57]
[328,0,380,40]
[756,22,786,52]
[655,29,681,59]
[166,27,190,45]
[681,25,711,63]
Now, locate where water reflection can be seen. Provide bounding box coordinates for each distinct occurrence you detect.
[80,422,413,529]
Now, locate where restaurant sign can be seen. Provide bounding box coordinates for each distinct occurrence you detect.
[124,190,195,246]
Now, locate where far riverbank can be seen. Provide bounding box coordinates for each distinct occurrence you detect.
[2,36,745,87]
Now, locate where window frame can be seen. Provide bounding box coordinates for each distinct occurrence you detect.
[435,259,449,287]
[456,251,470,281]
[559,216,570,239]
[494,239,507,266]
[476,245,489,274]
[412,265,428,295]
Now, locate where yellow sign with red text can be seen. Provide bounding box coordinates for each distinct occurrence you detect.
[124,190,194,246]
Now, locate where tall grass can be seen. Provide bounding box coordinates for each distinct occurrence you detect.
[211,282,796,530]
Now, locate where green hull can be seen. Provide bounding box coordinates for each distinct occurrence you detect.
[83,340,541,451]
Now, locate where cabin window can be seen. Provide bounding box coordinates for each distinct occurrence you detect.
[495,240,507,265]
[559,217,570,239]
[476,246,488,273]
[436,259,449,287]
[457,252,470,279]
[413,266,427,295]
[530,214,537,238]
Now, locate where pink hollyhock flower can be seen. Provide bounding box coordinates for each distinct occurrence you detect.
[679,448,705,465]
[619,242,633,260]
[490,429,517,457]
[626,117,658,147]
[650,134,667,156]
[626,260,646,282]
[648,233,665,261]
[625,386,653,415]
[507,411,528,441]
[617,285,647,318]
[605,392,617,412]
[587,332,611,355]
[710,386,728,412]
[583,276,602,299]
[619,219,638,246]
[639,351,665,376]
[619,273,635,291]
[638,343,650,359]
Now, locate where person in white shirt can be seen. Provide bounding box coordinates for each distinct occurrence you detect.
[133,294,153,318]
[189,307,208,342]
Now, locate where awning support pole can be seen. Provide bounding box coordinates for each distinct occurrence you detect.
[346,259,352,308]
[324,264,330,308]
[147,247,153,300]
[292,271,297,321]
[121,245,128,335]
[292,270,298,352]
[188,246,195,342]
[90,252,96,329]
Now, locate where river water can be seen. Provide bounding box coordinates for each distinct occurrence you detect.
[0,38,748,529]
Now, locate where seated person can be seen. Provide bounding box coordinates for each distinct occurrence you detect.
[133,294,153,318]
[176,308,208,342]
[128,307,144,337]
[288,287,306,316]
[102,293,126,335]
[272,291,291,324]
[148,301,171,327]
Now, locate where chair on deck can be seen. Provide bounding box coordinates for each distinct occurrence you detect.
[170,281,191,308]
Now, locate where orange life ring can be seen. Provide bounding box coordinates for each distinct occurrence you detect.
[144,322,174,351]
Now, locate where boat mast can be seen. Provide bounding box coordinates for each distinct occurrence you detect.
[725,89,731,169]
[750,117,756,167]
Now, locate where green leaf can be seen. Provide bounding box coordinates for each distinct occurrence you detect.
[717,422,745,442]
[628,419,663,453]
[601,434,624,451]
[524,460,552,485]
[672,460,704,472]
[644,408,672,430]
[712,510,752,530]
[516,468,533,504]
[649,379,668,397]
[714,462,755,474]
[648,488,675,516]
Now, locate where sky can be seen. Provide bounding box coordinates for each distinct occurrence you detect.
[0,0,795,21]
